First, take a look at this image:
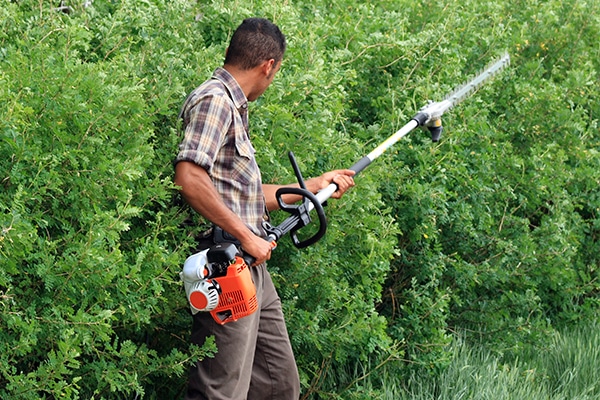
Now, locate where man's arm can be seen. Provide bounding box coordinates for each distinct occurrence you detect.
[262,169,356,212]
[174,161,273,265]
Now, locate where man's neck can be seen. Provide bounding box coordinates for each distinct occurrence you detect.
[223,64,258,101]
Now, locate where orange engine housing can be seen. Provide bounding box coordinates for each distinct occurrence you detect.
[210,256,258,325]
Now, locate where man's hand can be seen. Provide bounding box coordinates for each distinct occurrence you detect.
[240,235,274,266]
[311,169,356,199]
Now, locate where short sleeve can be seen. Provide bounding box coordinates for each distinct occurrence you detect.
[175,93,232,172]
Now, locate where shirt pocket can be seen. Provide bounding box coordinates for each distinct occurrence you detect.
[231,138,260,186]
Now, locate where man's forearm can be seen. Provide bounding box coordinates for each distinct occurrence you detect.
[262,183,300,211]
[262,171,354,211]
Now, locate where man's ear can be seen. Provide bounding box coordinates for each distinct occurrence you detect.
[262,59,276,78]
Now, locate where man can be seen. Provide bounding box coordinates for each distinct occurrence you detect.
[174,18,355,399]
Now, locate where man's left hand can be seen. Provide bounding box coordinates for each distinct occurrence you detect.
[314,169,356,199]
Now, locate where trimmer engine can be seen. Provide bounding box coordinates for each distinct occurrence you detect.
[181,243,258,325]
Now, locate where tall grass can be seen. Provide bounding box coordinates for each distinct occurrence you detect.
[401,320,600,400]
[535,320,600,399]
[336,320,600,400]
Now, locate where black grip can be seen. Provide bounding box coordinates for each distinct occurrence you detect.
[349,156,371,176]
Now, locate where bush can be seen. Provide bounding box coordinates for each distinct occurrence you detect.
[0,1,214,398]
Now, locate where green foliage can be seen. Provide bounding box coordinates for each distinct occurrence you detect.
[1,0,599,398]
[1,1,214,398]
[372,0,600,370]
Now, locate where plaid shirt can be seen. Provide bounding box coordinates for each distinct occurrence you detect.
[176,68,267,237]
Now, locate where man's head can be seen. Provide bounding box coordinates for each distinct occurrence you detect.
[224,18,286,70]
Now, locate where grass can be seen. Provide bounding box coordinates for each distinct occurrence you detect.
[340,320,600,400]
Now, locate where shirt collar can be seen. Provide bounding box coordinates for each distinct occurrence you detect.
[212,67,248,111]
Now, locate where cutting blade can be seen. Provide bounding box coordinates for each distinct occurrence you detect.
[446,52,511,108]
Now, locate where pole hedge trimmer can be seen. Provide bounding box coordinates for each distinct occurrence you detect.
[181,53,511,324]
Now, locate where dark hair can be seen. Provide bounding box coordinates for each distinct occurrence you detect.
[224,18,286,70]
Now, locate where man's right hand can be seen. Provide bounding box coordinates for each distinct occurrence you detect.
[240,235,274,266]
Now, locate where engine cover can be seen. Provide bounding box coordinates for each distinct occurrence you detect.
[210,256,258,325]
